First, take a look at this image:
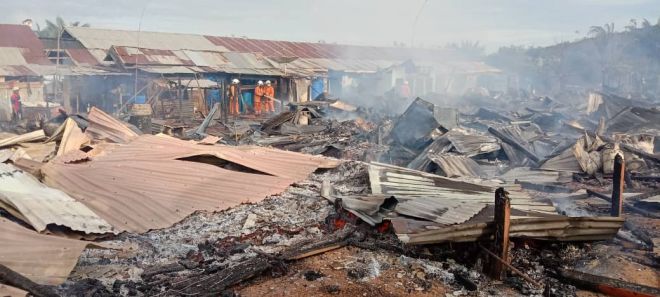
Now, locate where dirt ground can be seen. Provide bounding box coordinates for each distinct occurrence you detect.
[237,247,450,297]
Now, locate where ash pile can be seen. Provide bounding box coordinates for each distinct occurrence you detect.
[0,92,658,297]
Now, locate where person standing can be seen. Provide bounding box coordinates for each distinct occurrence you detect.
[10,86,22,122]
[264,80,275,113]
[253,80,264,115]
[228,79,240,115]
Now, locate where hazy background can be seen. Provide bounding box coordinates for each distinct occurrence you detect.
[2,0,659,51]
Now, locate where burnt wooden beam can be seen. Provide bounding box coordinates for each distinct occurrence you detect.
[479,244,542,288]
[489,188,511,280]
[557,268,660,297]
[0,264,59,297]
[586,189,660,219]
[611,154,624,217]
[488,127,540,163]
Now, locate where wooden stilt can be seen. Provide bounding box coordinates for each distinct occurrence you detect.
[611,154,624,217]
[489,187,511,280]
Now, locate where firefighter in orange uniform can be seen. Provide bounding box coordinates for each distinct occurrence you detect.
[264,80,275,113]
[253,80,265,115]
[228,79,240,115]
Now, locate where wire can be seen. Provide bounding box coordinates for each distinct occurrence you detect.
[410,0,429,47]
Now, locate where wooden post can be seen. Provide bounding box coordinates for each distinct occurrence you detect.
[0,264,58,297]
[611,154,624,217]
[490,187,511,280]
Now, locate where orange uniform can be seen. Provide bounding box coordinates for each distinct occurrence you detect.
[254,85,265,115]
[264,85,275,113]
[228,84,240,115]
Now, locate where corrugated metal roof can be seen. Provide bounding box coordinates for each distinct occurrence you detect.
[204,35,457,61]
[0,163,115,234]
[0,218,93,285]
[66,48,99,66]
[63,27,488,75]
[0,24,51,65]
[64,26,226,52]
[0,48,27,65]
[0,65,39,76]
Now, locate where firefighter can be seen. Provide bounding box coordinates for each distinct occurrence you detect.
[254,80,265,115]
[264,80,275,113]
[228,79,240,115]
[10,86,22,123]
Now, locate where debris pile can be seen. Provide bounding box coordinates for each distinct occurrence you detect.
[0,91,658,297]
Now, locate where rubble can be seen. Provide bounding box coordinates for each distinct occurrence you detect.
[0,88,658,297]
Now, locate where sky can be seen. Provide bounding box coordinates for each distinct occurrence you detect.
[2,0,659,52]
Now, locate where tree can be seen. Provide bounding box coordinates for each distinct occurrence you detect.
[445,41,485,59]
[38,16,90,38]
[588,23,618,88]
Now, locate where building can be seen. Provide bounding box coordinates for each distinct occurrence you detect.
[53,26,500,120]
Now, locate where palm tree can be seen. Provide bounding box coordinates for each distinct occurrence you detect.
[588,23,616,88]
[38,16,90,38]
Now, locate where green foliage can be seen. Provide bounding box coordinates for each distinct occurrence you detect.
[38,16,90,38]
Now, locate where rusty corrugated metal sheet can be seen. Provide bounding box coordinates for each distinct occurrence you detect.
[42,158,301,233]
[65,48,99,66]
[64,27,473,75]
[89,134,337,180]
[0,218,92,285]
[85,107,139,143]
[0,163,115,234]
[42,132,338,233]
[0,24,51,65]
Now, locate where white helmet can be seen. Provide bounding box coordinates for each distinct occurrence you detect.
[12,86,19,91]
[257,80,264,85]
[265,80,271,85]
[232,79,239,84]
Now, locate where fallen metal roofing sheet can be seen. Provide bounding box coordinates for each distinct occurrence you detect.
[500,167,560,184]
[85,107,139,143]
[391,206,624,244]
[0,163,115,234]
[57,118,89,156]
[395,197,485,225]
[0,218,93,285]
[42,134,338,233]
[429,154,485,178]
[42,158,299,233]
[0,130,45,149]
[446,132,501,157]
[90,134,338,180]
[368,162,557,213]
